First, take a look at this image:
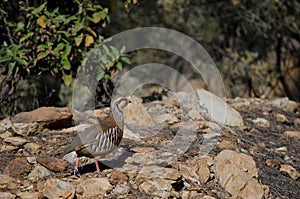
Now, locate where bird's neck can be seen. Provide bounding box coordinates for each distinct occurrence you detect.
[111,104,124,128]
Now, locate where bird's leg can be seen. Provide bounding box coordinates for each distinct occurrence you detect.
[94,158,105,175]
[74,157,81,177]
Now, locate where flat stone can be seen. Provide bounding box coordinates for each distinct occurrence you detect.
[188,109,204,120]
[139,179,173,198]
[214,150,264,199]
[28,166,51,179]
[11,123,36,137]
[3,137,28,146]
[284,131,300,140]
[109,171,129,184]
[171,121,208,131]
[136,166,181,180]
[0,144,18,153]
[252,118,270,128]
[15,191,41,199]
[76,178,112,198]
[112,183,131,195]
[197,89,244,127]
[24,143,41,154]
[26,157,37,164]
[265,159,280,169]
[179,156,213,183]
[154,113,178,124]
[4,157,32,178]
[268,97,298,112]
[43,178,75,199]
[217,140,235,149]
[0,174,18,191]
[37,157,67,172]
[130,147,156,153]
[11,107,73,129]
[275,146,287,155]
[276,113,288,123]
[0,192,16,199]
[0,131,12,139]
[280,164,300,180]
[0,118,12,133]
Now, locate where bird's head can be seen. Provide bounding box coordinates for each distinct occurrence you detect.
[111,95,132,110]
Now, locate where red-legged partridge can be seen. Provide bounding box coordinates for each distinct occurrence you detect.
[61,95,131,175]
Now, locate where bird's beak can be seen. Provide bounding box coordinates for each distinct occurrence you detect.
[125,99,132,103]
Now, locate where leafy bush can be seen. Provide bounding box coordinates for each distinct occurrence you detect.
[0,0,130,115]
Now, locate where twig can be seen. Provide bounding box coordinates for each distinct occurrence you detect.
[3,15,14,45]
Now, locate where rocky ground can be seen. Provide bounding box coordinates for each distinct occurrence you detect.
[0,89,299,199]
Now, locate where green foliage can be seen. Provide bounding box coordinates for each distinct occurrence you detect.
[0,0,131,115]
[222,50,279,98]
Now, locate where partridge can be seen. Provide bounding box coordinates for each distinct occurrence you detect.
[61,95,131,175]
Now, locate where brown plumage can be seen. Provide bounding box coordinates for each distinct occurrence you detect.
[61,95,131,175]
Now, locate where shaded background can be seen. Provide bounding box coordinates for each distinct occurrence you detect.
[1,0,300,118]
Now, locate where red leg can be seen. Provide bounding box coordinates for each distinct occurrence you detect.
[74,157,81,177]
[75,157,80,169]
[94,158,102,174]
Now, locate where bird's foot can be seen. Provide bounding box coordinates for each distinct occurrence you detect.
[94,170,106,177]
[74,167,81,177]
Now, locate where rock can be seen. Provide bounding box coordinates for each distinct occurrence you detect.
[0,118,12,133]
[280,164,300,180]
[187,109,204,120]
[171,121,208,131]
[76,178,112,198]
[119,164,139,179]
[43,178,75,199]
[15,191,41,199]
[4,157,32,177]
[131,147,156,153]
[139,179,173,198]
[0,144,18,153]
[11,107,73,129]
[181,190,200,199]
[61,151,77,164]
[3,137,28,146]
[214,150,264,199]
[217,140,235,149]
[275,146,287,155]
[179,156,213,183]
[0,192,16,199]
[202,196,216,199]
[10,123,38,137]
[37,157,67,172]
[24,143,41,154]
[136,165,181,180]
[26,157,37,164]
[109,171,129,184]
[265,159,280,169]
[0,174,18,191]
[284,131,300,140]
[196,89,244,127]
[0,131,12,139]
[153,113,178,125]
[28,166,51,179]
[252,118,270,128]
[276,113,288,123]
[112,183,131,195]
[268,97,298,112]
[124,97,155,128]
[176,91,201,112]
